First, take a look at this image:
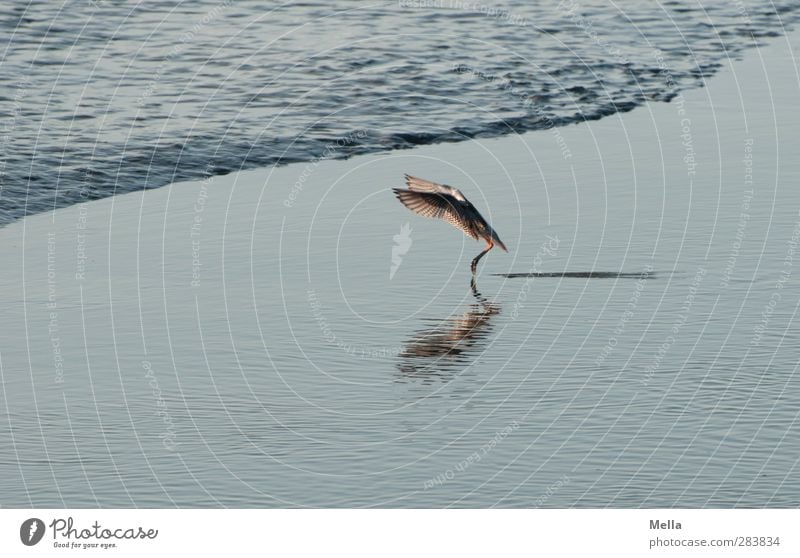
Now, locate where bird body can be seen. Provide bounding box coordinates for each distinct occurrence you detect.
[393,175,507,274]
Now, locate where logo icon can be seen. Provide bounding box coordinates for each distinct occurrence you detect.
[20,518,45,546]
[390,222,413,280]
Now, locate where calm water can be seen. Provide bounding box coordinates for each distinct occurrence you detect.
[1,3,800,508]
[1,0,799,225]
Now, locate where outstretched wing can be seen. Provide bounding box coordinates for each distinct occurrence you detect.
[404,174,463,199]
[392,188,479,241]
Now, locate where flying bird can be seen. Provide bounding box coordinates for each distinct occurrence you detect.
[393,175,508,275]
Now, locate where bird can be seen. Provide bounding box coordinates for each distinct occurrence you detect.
[393,175,508,275]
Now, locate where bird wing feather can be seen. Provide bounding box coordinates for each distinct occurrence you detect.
[392,188,479,240]
[404,174,461,197]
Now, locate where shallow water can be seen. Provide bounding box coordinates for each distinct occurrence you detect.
[2,0,799,226]
[1,15,800,509]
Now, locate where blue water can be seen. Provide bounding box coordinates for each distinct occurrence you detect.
[1,1,800,509]
[1,0,798,225]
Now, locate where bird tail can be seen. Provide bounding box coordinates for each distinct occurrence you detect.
[492,231,508,252]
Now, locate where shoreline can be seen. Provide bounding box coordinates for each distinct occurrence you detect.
[3,18,798,231]
[5,28,795,236]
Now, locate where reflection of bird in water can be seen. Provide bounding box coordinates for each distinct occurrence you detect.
[397,280,499,381]
[393,175,508,275]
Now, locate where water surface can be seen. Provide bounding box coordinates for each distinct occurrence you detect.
[1,0,798,225]
[1,8,799,509]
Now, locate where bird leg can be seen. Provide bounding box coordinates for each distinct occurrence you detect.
[470,241,494,275]
[470,275,487,303]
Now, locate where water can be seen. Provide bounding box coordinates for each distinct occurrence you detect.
[1,0,798,226]
[1,3,800,508]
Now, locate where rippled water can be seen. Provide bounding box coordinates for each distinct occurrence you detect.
[1,0,798,225]
[1,2,800,509]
